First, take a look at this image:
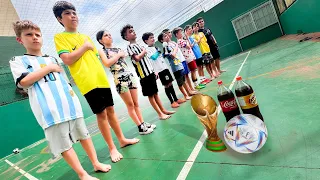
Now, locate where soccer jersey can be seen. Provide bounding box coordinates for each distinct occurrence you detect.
[9,55,83,129]
[127,43,154,79]
[163,44,184,73]
[146,46,168,74]
[54,32,110,95]
[193,32,210,54]
[188,36,202,59]
[168,41,186,62]
[177,39,196,63]
[199,27,217,48]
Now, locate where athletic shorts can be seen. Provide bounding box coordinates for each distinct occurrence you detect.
[140,73,158,96]
[84,88,114,114]
[196,57,204,66]
[202,53,213,65]
[187,60,197,71]
[44,118,90,158]
[115,73,138,94]
[173,70,185,87]
[158,69,174,86]
[182,61,190,75]
[210,45,221,60]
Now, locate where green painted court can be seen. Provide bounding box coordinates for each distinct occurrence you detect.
[1,34,320,180]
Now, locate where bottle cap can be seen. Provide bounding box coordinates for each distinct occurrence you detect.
[218,80,222,85]
[236,76,242,81]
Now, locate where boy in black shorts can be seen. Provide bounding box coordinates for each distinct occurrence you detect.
[121,25,175,120]
[142,32,184,108]
[197,17,225,74]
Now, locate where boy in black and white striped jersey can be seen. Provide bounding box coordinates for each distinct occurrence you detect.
[121,24,175,120]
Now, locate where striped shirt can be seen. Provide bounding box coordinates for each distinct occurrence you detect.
[9,55,83,129]
[127,43,154,79]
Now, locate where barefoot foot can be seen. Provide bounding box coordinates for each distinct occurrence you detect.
[120,138,140,148]
[94,162,111,173]
[159,114,171,120]
[110,149,123,163]
[164,110,175,115]
[79,173,99,180]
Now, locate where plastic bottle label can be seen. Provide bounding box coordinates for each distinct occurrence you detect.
[237,93,258,109]
[219,98,238,112]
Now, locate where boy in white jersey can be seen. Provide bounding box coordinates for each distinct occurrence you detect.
[9,20,110,180]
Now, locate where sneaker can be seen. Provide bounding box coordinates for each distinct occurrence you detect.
[199,84,206,88]
[138,123,153,135]
[195,85,205,90]
[144,122,156,129]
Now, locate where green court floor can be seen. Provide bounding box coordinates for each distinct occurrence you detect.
[1,35,320,180]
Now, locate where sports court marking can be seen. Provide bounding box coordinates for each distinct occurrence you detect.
[4,159,38,180]
[176,51,251,180]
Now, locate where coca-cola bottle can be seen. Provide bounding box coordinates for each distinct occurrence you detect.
[235,76,264,121]
[217,80,240,121]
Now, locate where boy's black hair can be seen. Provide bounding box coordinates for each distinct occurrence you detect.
[172,27,183,37]
[158,33,164,43]
[196,17,204,22]
[53,1,76,26]
[192,22,200,28]
[120,24,133,40]
[162,29,170,34]
[142,32,154,44]
[96,30,106,46]
[184,25,192,31]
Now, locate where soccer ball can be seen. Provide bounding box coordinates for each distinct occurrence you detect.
[13,148,20,154]
[224,114,268,153]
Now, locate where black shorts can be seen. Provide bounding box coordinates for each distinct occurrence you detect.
[158,69,174,86]
[173,70,185,87]
[202,53,213,65]
[84,88,114,114]
[210,45,221,60]
[196,57,204,66]
[140,73,158,96]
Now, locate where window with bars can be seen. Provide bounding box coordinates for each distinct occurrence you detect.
[231,1,278,40]
[276,0,296,14]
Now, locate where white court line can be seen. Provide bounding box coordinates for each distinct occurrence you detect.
[5,159,38,180]
[176,51,251,180]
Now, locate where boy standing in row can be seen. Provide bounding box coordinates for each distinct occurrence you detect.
[120,24,174,120]
[53,1,139,163]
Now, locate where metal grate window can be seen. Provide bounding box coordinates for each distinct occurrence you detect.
[232,1,278,40]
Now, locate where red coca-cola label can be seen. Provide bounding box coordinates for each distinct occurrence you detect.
[219,98,238,112]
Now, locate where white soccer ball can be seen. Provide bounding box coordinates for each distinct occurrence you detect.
[224,114,268,154]
[13,148,20,154]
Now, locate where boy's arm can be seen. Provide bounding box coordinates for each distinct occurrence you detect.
[128,45,147,62]
[59,39,94,65]
[10,58,62,88]
[98,49,124,68]
[131,49,147,62]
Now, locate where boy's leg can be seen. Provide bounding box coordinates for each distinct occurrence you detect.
[62,148,98,180]
[80,138,111,172]
[119,90,142,126]
[165,86,174,104]
[185,73,196,91]
[216,58,226,73]
[211,60,219,76]
[105,106,140,148]
[96,110,123,163]
[129,89,144,123]
[148,95,171,120]
[154,93,175,115]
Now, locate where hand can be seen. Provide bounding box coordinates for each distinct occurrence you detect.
[141,48,147,55]
[84,39,94,51]
[48,64,62,73]
[118,50,125,58]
